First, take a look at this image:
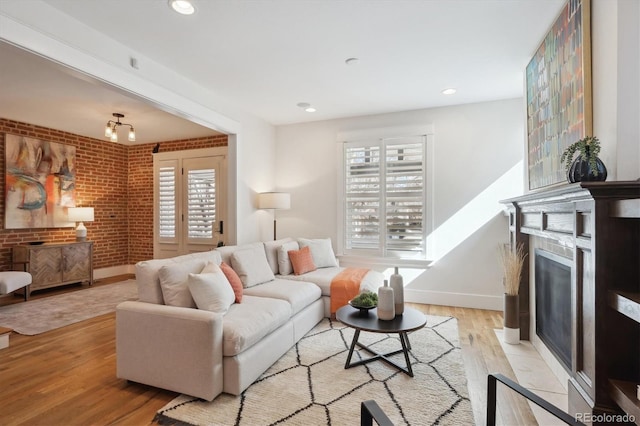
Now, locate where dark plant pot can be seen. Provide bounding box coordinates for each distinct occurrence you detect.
[503,293,520,344]
[567,154,607,183]
[503,294,519,329]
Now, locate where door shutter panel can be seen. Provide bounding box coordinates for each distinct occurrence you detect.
[186,168,216,240]
[158,161,178,240]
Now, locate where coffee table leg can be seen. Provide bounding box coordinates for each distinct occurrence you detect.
[401,332,412,351]
[399,332,413,377]
[344,330,415,377]
[345,329,360,369]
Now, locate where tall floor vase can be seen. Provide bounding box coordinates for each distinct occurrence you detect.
[503,294,520,344]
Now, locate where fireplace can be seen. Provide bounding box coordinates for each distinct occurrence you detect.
[503,182,640,421]
[534,249,572,372]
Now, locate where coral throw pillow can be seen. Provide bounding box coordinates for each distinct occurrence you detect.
[288,246,317,275]
[220,262,243,303]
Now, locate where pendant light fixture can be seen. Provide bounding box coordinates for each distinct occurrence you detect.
[104,113,136,142]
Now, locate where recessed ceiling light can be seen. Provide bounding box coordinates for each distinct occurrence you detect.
[296,102,316,112]
[169,0,195,15]
[442,88,457,95]
[345,57,359,66]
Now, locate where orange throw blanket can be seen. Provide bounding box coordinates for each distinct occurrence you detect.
[330,267,369,314]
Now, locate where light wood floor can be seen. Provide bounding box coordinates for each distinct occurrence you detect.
[0,278,537,425]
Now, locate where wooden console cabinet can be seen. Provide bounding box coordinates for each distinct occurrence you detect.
[12,241,93,297]
[503,182,639,425]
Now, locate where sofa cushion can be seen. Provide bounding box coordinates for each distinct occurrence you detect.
[158,258,210,307]
[135,250,222,304]
[220,262,243,303]
[298,238,338,268]
[230,245,275,288]
[280,266,383,297]
[277,241,299,276]
[288,246,316,275]
[216,242,264,266]
[243,278,321,315]
[222,295,291,356]
[263,238,294,274]
[188,271,235,314]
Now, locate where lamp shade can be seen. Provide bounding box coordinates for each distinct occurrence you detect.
[68,207,94,222]
[258,192,290,210]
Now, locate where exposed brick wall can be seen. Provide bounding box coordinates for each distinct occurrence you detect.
[0,118,227,272]
[127,136,228,263]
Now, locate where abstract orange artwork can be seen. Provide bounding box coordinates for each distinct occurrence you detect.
[5,134,76,229]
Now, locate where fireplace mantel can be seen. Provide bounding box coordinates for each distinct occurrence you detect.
[501,181,640,424]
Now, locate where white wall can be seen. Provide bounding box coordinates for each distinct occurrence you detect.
[592,0,640,180]
[276,99,525,310]
[0,1,277,245]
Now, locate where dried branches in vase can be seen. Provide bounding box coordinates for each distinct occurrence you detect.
[498,243,527,296]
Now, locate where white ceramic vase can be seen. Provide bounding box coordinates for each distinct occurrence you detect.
[378,280,395,320]
[390,266,404,315]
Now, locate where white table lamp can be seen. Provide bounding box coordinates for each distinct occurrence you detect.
[258,192,290,240]
[68,207,94,241]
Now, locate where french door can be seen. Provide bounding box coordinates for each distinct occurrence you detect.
[153,147,227,259]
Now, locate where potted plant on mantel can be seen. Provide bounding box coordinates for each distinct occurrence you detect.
[499,243,527,345]
[560,136,608,183]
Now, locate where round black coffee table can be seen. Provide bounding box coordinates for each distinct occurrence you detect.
[336,305,427,377]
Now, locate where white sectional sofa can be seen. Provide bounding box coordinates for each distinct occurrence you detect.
[116,238,382,401]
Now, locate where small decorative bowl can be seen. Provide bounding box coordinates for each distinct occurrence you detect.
[348,300,377,315]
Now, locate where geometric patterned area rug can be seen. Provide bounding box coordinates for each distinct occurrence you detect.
[155,315,473,426]
[0,279,137,335]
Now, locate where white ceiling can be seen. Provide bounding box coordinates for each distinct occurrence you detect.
[0,0,565,144]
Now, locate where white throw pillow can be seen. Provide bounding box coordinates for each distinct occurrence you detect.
[277,241,299,275]
[298,238,338,268]
[201,261,220,274]
[188,272,235,314]
[230,245,275,287]
[263,238,294,274]
[158,258,208,307]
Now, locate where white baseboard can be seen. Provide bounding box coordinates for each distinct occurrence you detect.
[93,265,135,281]
[0,333,9,349]
[405,288,502,310]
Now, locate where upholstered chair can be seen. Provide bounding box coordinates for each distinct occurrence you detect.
[0,272,32,301]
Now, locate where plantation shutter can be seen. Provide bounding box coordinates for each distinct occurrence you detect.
[186,168,216,240]
[343,136,426,258]
[344,143,381,251]
[158,161,178,240]
[385,138,425,255]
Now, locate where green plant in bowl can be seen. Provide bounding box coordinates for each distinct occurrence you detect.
[349,291,378,308]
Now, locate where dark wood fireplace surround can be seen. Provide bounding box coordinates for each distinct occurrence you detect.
[502,181,640,424]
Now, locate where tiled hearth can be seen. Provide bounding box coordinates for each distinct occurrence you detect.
[495,329,568,426]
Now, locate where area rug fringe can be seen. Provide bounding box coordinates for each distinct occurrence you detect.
[155,315,473,426]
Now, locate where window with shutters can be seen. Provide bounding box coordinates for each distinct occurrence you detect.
[341,134,431,262]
